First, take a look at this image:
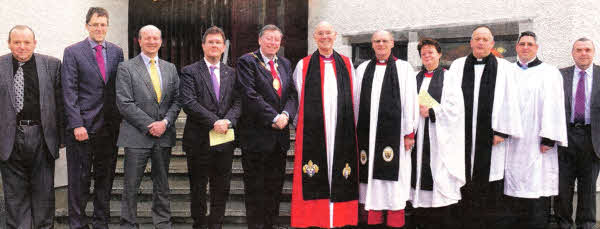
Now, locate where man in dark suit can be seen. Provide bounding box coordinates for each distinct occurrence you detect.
[116,25,180,229]
[61,7,124,229]
[236,24,298,229]
[179,26,241,229]
[0,25,64,229]
[555,37,600,229]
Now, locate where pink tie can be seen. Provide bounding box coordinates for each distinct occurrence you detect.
[94,45,106,82]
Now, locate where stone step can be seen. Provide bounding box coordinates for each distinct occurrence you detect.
[114,157,295,175]
[106,175,293,198]
[116,145,297,158]
[53,223,253,229]
[54,196,291,218]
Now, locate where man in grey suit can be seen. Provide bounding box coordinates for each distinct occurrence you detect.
[0,25,64,229]
[555,37,600,229]
[62,7,124,229]
[116,25,180,229]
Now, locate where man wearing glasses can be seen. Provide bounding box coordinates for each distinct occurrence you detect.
[61,7,124,229]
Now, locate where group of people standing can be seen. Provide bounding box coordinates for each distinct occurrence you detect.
[0,6,597,229]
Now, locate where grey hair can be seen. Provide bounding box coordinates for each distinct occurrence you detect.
[138,25,161,39]
[259,24,283,38]
[8,25,35,42]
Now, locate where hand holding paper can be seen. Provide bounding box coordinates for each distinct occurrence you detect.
[418,90,440,109]
[209,129,235,146]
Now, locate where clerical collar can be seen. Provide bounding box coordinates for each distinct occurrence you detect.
[320,54,333,61]
[516,57,542,69]
[376,59,387,65]
[424,72,434,78]
[468,53,492,65]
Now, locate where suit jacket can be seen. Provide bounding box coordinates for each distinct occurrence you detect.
[116,54,181,148]
[561,64,600,158]
[236,50,298,152]
[179,60,241,151]
[0,53,64,160]
[62,39,124,138]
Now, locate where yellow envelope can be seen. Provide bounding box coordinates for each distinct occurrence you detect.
[418,90,440,109]
[209,129,235,146]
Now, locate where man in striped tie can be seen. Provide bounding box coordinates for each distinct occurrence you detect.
[555,37,600,229]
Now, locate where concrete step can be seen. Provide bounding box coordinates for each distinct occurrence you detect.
[114,156,295,175]
[106,175,293,198]
[117,145,297,158]
[54,196,291,218]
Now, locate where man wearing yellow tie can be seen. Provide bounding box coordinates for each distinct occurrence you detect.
[115,24,181,229]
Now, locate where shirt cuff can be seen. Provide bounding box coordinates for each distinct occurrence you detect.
[428,108,436,123]
[493,131,509,139]
[273,114,280,123]
[405,132,415,139]
[541,137,555,147]
[162,119,169,126]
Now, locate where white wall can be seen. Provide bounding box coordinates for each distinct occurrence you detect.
[309,0,600,68]
[0,0,129,60]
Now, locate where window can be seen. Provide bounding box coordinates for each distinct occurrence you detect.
[351,42,408,68]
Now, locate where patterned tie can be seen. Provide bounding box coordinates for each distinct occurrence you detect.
[95,45,106,82]
[268,60,282,97]
[209,65,220,103]
[149,59,161,103]
[14,62,25,113]
[574,70,586,123]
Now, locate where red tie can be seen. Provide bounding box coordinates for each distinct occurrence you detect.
[268,60,282,97]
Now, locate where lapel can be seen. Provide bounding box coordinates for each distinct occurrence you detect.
[158,59,170,103]
[219,62,230,105]
[253,50,276,82]
[253,50,281,100]
[275,55,286,99]
[79,39,106,84]
[592,64,600,110]
[35,54,49,111]
[3,55,16,110]
[133,55,159,103]
[564,66,575,120]
[198,60,218,104]
[105,42,115,82]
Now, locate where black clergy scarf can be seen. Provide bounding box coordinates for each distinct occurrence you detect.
[516,57,542,69]
[411,66,445,190]
[462,53,498,185]
[356,55,401,183]
[301,50,358,202]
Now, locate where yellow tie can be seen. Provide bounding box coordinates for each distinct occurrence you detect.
[149,59,161,103]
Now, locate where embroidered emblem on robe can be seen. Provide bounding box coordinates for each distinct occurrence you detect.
[343,163,352,179]
[383,146,394,162]
[360,150,368,165]
[303,160,319,177]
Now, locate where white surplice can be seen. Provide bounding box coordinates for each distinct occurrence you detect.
[292,57,355,228]
[410,70,466,208]
[448,56,523,182]
[504,61,568,198]
[353,59,419,210]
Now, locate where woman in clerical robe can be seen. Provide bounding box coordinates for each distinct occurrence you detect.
[409,38,466,229]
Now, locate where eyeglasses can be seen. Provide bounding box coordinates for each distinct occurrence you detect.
[87,23,108,29]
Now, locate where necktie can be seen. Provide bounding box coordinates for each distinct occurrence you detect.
[95,45,106,82]
[209,65,220,103]
[574,70,586,123]
[268,60,282,97]
[149,59,161,103]
[14,62,25,113]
